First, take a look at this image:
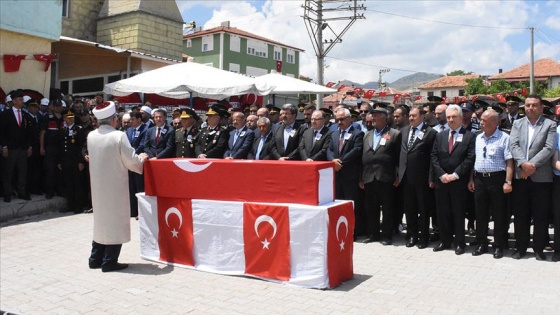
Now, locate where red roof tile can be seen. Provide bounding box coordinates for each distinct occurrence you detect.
[419,74,479,89]
[183,26,304,52]
[489,58,560,80]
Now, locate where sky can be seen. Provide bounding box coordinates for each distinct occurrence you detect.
[175,0,560,85]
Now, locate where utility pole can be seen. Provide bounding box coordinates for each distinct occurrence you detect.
[302,0,366,108]
[378,69,390,89]
[529,26,535,94]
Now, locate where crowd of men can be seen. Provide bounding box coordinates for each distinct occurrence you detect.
[1,90,559,262]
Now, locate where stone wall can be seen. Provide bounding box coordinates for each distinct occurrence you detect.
[97,11,182,61]
[61,0,104,41]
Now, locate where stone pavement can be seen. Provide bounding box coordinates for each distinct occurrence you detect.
[1,212,559,315]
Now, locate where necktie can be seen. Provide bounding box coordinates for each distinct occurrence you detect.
[510,116,514,125]
[155,127,161,144]
[440,125,445,132]
[256,136,265,160]
[234,130,240,144]
[408,127,417,149]
[313,131,319,144]
[448,130,456,152]
[338,130,345,153]
[17,109,21,127]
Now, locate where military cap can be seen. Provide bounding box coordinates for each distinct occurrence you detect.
[62,108,75,118]
[372,101,391,109]
[370,107,388,115]
[484,104,503,115]
[266,104,281,114]
[427,95,444,103]
[460,102,475,112]
[319,107,333,116]
[505,95,522,105]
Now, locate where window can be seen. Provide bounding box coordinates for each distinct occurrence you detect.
[440,90,446,98]
[247,39,267,58]
[62,0,70,18]
[186,39,192,48]
[246,66,267,77]
[229,63,240,73]
[427,91,434,97]
[73,77,104,94]
[230,35,240,52]
[273,46,282,61]
[459,89,465,96]
[286,49,295,64]
[202,36,213,52]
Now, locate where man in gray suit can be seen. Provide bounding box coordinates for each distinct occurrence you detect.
[509,94,557,261]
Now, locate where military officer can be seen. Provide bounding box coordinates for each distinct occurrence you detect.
[196,106,230,159]
[176,108,199,158]
[57,109,85,213]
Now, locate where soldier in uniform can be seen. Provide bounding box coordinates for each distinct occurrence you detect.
[196,106,230,159]
[24,99,43,195]
[78,110,96,212]
[175,108,199,158]
[57,109,85,213]
[500,96,525,133]
[40,99,65,199]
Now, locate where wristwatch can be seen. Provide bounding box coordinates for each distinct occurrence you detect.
[505,180,512,185]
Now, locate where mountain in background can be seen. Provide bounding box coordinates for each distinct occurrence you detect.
[339,72,443,92]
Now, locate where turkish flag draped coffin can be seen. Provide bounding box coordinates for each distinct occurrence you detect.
[137,194,354,288]
[144,159,335,206]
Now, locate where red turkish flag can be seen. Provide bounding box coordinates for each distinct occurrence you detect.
[276,60,282,73]
[414,95,422,102]
[3,54,27,72]
[157,197,194,266]
[337,84,347,92]
[522,88,527,96]
[364,89,376,99]
[378,91,387,97]
[326,82,336,88]
[243,203,290,281]
[33,53,56,71]
[393,94,401,104]
[327,201,354,287]
[353,87,363,95]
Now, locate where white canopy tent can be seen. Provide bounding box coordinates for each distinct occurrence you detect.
[255,72,336,94]
[103,62,274,100]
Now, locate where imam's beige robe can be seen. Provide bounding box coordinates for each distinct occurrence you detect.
[87,125,143,244]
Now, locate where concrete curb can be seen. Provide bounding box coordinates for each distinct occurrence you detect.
[0,195,66,222]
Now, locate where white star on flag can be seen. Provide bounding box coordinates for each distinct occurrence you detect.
[171,228,179,238]
[261,238,270,249]
[339,240,345,251]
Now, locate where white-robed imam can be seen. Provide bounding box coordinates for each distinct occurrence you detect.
[86,101,148,272]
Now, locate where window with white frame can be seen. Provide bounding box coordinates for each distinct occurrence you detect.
[246,66,267,77]
[273,46,282,61]
[247,39,267,58]
[287,49,295,64]
[202,36,213,52]
[229,63,240,73]
[186,39,192,48]
[230,35,240,52]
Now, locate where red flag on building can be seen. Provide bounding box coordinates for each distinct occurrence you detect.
[414,95,422,102]
[276,60,282,73]
[326,82,337,88]
[327,201,354,287]
[378,91,387,97]
[243,203,290,281]
[337,84,347,92]
[3,54,27,72]
[157,197,195,266]
[353,87,363,95]
[522,88,528,96]
[33,53,56,71]
[364,89,376,99]
[393,94,401,104]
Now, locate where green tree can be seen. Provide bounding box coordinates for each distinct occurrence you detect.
[447,70,473,76]
[543,86,560,98]
[465,77,488,95]
[488,79,512,94]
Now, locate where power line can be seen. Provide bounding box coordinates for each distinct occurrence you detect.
[325,55,432,74]
[366,8,527,30]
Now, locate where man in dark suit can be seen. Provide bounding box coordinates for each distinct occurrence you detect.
[24,99,43,195]
[224,111,254,159]
[509,94,557,261]
[360,107,401,245]
[126,111,147,218]
[248,117,275,160]
[431,104,476,255]
[196,106,230,159]
[327,108,365,238]
[0,91,32,202]
[299,110,332,161]
[175,108,199,158]
[271,104,305,160]
[140,108,175,159]
[397,105,437,249]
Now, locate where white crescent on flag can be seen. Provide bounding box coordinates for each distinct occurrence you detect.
[335,216,348,241]
[173,160,212,173]
[254,215,277,239]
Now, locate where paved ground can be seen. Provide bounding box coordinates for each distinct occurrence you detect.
[1,211,559,315]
